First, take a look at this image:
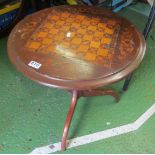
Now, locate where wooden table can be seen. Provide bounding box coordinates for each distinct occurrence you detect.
[7,5,146,151]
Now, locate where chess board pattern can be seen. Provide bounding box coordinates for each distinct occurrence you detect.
[25,6,121,66]
[8,5,142,81]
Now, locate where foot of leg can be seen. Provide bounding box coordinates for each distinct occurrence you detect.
[61,90,78,151]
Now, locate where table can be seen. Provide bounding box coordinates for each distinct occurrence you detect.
[7,5,146,151]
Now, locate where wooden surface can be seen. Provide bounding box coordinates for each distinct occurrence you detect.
[7,5,146,90]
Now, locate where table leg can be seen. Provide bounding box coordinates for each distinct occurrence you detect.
[122,74,133,91]
[80,89,120,102]
[61,88,119,151]
[61,90,78,151]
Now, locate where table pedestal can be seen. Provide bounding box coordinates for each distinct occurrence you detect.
[61,89,120,151]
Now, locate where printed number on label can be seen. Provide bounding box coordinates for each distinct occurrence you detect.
[28,61,42,69]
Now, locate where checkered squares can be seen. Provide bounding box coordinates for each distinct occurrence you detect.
[26,7,120,65]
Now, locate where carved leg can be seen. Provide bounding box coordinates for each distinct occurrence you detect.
[80,89,120,102]
[61,90,78,151]
[61,88,119,151]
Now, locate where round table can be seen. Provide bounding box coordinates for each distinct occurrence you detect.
[7,5,146,151]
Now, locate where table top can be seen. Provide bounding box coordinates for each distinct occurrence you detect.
[7,5,146,90]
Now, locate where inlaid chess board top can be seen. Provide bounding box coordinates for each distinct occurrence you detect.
[8,5,145,89]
